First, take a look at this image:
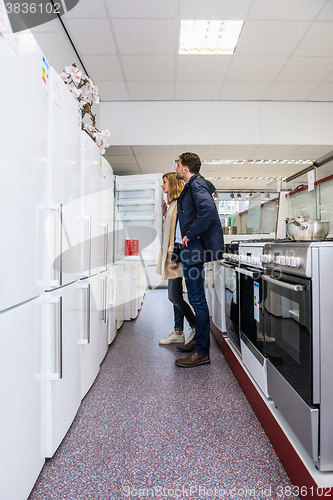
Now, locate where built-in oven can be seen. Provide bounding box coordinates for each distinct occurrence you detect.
[221,242,240,351]
[237,242,269,396]
[263,271,312,405]
[261,242,323,468]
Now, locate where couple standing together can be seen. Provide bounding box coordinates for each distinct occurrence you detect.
[156,152,224,368]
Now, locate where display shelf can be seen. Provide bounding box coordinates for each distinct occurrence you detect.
[116,199,156,205]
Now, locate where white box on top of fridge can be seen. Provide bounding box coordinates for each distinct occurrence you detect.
[0,32,48,311]
[0,297,44,500]
[80,131,102,277]
[44,67,81,290]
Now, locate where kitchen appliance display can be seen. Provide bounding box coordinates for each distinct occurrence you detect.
[237,241,270,397]
[221,242,241,351]
[262,241,333,471]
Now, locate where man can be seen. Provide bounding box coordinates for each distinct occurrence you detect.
[174,152,224,368]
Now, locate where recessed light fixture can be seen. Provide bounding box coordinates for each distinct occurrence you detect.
[179,20,244,55]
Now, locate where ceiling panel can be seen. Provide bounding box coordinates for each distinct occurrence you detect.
[248,0,326,20]
[212,145,258,157]
[64,19,117,54]
[235,21,311,56]
[176,56,232,82]
[263,82,319,100]
[132,146,174,156]
[122,55,176,81]
[112,19,178,55]
[227,56,287,81]
[106,0,178,18]
[203,165,243,176]
[127,82,174,100]
[174,145,218,157]
[179,0,252,20]
[294,22,333,57]
[175,81,223,100]
[220,81,271,100]
[64,0,107,18]
[307,82,333,101]
[81,55,123,81]
[276,57,333,82]
[94,81,129,100]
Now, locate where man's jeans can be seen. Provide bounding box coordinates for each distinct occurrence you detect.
[181,256,210,355]
[168,277,195,332]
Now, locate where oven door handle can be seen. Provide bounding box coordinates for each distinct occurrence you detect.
[221,262,236,269]
[235,266,261,278]
[262,274,306,292]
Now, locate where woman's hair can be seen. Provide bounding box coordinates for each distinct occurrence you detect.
[163,172,184,204]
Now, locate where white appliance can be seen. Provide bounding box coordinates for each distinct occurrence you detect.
[101,156,115,271]
[79,273,102,398]
[0,297,44,500]
[41,281,81,457]
[115,173,163,265]
[115,264,124,329]
[114,173,162,316]
[0,31,48,311]
[44,67,81,289]
[107,265,117,344]
[80,131,102,277]
[98,269,109,363]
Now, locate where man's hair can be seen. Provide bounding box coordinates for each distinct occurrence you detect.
[163,172,184,204]
[179,152,201,174]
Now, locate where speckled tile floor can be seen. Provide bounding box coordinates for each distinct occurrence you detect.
[29,289,296,500]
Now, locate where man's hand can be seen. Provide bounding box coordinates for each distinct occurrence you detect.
[169,261,178,269]
[182,235,189,247]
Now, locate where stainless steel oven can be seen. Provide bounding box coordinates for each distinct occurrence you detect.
[262,241,333,471]
[221,242,240,351]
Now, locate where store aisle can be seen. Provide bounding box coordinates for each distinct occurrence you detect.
[29,289,295,500]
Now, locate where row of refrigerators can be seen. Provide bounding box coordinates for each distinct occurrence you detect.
[0,30,163,500]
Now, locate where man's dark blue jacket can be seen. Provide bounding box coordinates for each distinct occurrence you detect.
[177,173,224,265]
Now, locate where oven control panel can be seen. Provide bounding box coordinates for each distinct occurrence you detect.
[262,243,311,277]
[239,243,266,269]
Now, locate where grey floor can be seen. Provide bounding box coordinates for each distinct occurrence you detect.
[29,289,295,500]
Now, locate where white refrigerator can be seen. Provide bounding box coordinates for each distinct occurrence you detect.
[44,66,82,290]
[41,66,82,457]
[114,173,163,319]
[0,29,47,500]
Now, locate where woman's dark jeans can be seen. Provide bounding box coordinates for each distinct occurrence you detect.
[168,277,195,331]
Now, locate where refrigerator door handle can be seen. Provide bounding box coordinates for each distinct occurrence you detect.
[108,275,115,306]
[44,295,63,380]
[82,216,91,276]
[100,223,108,270]
[45,203,62,288]
[100,277,107,323]
[78,283,90,344]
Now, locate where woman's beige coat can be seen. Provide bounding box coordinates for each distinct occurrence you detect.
[156,200,183,280]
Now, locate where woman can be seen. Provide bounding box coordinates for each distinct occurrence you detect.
[156,172,196,345]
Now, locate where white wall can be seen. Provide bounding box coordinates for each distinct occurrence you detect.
[100,101,333,146]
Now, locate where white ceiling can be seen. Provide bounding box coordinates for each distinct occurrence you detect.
[62,0,333,188]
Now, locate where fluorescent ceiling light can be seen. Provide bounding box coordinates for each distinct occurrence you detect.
[179,20,244,55]
[202,159,312,165]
